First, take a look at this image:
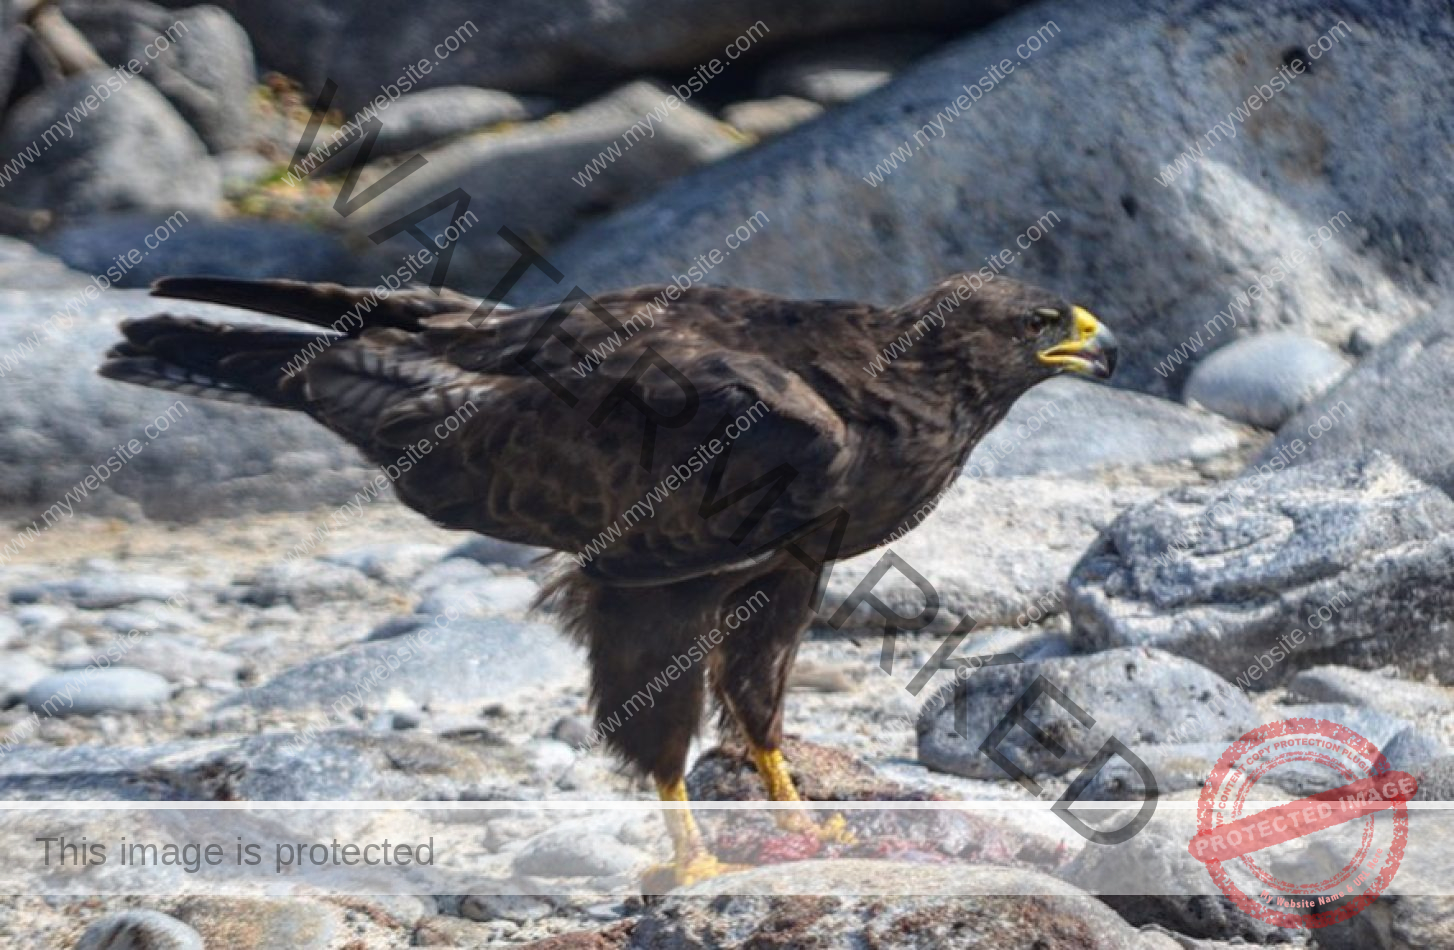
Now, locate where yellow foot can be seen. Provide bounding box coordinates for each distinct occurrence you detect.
[641,851,749,892]
[776,809,857,845]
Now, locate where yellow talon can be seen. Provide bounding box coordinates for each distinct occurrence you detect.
[642,852,747,891]
[814,811,858,845]
[750,745,857,844]
[645,778,748,891]
[751,747,802,803]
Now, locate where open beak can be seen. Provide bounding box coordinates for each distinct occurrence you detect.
[1037,306,1119,379]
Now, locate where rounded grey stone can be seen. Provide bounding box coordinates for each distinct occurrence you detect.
[0,652,53,705]
[0,614,19,649]
[25,667,171,717]
[1184,332,1351,428]
[10,574,188,610]
[512,827,646,877]
[415,575,539,618]
[76,910,203,950]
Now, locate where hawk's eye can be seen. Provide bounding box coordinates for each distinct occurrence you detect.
[1022,308,1060,337]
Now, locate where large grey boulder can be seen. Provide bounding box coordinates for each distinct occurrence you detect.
[512,0,1444,395]
[348,81,743,297]
[0,71,220,217]
[917,647,1257,782]
[63,0,257,152]
[309,86,545,178]
[1251,302,1454,497]
[172,0,1023,112]
[1069,453,1454,686]
[0,290,379,520]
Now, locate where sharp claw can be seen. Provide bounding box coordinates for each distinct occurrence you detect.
[642,851,749,891]
[816,812,858,846]
[776,810,857,845]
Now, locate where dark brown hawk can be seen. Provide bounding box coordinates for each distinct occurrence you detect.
[100,273,1117,885]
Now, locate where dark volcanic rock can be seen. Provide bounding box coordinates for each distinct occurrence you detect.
[0,71,219,217]
[179,0,1020,111]
[63,0,257,152]
[1069,453,1454,686]
[917,647,1257,782]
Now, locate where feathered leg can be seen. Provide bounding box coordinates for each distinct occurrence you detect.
[544,568,745,887]
[713,560,853,842]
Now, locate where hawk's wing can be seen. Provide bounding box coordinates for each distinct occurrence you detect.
[300,306,854,583]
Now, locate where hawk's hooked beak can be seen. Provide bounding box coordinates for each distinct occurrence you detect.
[1037,306,1118,379]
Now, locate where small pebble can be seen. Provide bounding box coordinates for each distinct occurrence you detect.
[25,667,171,717]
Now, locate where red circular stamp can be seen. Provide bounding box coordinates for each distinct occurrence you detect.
[1187,717,1417,929]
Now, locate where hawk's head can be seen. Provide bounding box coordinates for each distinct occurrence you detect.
[904,275,1118,391]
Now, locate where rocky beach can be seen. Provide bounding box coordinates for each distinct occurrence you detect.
[1,0,1453,947]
